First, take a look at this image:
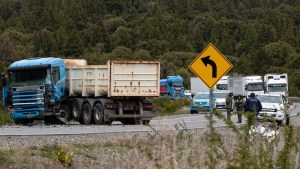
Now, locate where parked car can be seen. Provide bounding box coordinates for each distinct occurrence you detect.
[190,92,216,114]
[213,91,229,110]
[257,94,287,125]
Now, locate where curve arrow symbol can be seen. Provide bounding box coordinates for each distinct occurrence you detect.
[201,56,217,78]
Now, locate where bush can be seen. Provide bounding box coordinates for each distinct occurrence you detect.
[0,108,13,126]
[152,97,190,115]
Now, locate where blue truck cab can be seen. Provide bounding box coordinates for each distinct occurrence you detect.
[2,57,67,124]
[160,75,185,99]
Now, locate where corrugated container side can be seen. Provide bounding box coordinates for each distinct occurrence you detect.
[109,61,160,97]
[66,65,109,97]
[64,60,160,97]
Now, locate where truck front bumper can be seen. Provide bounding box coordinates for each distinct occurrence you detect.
[10,111,40,119]
[257,111,285,122]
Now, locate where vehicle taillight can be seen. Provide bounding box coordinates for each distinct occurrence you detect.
[105,103,118,110]
[143,104,153,109]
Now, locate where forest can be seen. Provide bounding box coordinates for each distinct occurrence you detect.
[0,0,300,95]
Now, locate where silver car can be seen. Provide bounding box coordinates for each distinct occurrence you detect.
[213,92,229,110]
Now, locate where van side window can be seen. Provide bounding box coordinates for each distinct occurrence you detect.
[53,67,60,83]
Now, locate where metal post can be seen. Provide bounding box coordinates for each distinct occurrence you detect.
[209,88,213,114]
[208,88,213,131]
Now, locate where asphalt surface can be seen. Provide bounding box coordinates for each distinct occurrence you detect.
[0,103,299,136]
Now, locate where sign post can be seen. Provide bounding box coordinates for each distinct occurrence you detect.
[189,43,233,114]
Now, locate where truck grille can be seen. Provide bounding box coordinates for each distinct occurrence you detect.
[261,108,277,112]
[12,87,45,112]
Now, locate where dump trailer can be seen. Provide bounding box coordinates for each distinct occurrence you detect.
[2,57,160,125]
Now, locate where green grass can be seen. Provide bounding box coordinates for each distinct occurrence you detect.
[152,97,190,115]
[0,109,13,126]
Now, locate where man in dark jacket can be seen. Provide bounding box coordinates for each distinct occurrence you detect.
[244,93,262,118]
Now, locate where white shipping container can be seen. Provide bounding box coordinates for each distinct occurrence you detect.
[190,77,210,95]
[228,77,246,96]
[65,60,160,97]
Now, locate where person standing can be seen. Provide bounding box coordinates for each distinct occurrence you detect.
[244,93,262,118]
[226,92,233,120]
[235,95,244,123]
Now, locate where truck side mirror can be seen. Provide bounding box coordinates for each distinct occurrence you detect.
[1,73,7,86]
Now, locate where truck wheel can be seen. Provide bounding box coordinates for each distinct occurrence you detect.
[142,120,150,125]
[72,100,81,121]
[59,104,71,122]
[80,103,92,125]
[93,103,104,125]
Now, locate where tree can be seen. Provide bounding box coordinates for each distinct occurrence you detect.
[263,41,295,68]
[32,29,57,56]
[133,49,151,60]
[104,17,127,33]
[0,36,17,62]
[110,46,133,60]
[111,26,132,48]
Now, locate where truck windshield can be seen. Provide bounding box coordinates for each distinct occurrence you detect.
[216,84,228,90]
[9,68,51,86]
[247,83,264,91]
[172,82,183,87]
[268,84,287,92]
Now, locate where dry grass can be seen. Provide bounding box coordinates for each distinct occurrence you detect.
[0,124,300,169]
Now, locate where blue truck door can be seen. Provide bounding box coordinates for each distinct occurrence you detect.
[52,66,65,100]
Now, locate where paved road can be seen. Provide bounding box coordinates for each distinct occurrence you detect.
[0,103,299,136]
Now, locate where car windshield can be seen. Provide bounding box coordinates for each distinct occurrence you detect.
[258,95,282,104]
[9,68,51,86]
[216,84,228,90]
[194,93,209,99]
[213,92,228,99]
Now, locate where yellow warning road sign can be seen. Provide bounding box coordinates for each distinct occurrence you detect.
[189,43,233,88]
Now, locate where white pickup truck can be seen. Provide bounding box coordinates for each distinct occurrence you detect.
[257,94,290,125]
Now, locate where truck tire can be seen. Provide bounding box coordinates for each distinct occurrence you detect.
[93,103,104,125]
[142,120,150,125]
[59,104,71,122]
[72,100,81,121]
[80,103,92,125]
[190,110,198,114]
